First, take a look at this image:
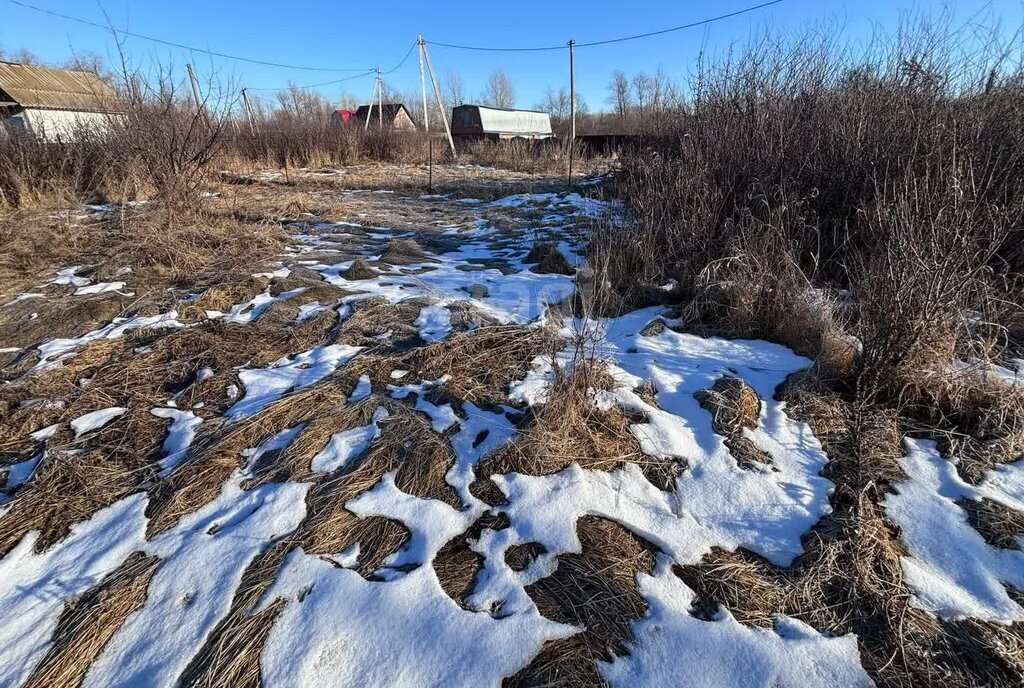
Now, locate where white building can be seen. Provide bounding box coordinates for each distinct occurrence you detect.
[0,61,119,141]
[451,105,553,142]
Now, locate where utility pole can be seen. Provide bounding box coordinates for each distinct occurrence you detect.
[377,68,384,130]
[364,72,377,132]
[420,39,457,159]
[241,88,257,135]
[567,40,576,187]
[186,63,210,129]
[418,35,430,134]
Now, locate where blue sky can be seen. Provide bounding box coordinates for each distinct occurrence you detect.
[2,0,1021,110]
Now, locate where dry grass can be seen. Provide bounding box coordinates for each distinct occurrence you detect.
[669,373,1024,687]
[508,516,656,687]
[282,403,459,578]
[471,359,681,505]
[23,552,160,688]
[177,543,290,688]
[959,498,1024,551]
[433,512,510,608]
[525,242,575,276]
[695,376,772,470]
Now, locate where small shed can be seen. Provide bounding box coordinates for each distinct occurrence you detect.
[353,103,415,130]
[451,105,553,141]
[0,61,119,141]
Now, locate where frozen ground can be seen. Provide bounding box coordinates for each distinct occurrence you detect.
[0,178,1020,686]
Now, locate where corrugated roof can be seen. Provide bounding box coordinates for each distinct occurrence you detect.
[0,62,118,112]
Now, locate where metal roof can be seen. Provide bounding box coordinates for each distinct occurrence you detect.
[0,62,118,112]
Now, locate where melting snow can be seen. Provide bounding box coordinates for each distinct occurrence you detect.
[884,439,1024,622]
[84,480,309,688]
[227,344,362,421]
[0,495,149,686]
[35,311,184,368]
[310,407,389,473]
[348,375,372,403]
[73,281,128,296]
[70,406,127,437]
[414,304,453,343]
[500,308,834,567]
[151,407,204,475]
[602,558,874,687]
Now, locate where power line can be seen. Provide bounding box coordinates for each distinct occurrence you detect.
[247,41,415,92]
[4,0,374,72]
[426,0,784,51]
[382,41,418,74]
[246,69,377,92]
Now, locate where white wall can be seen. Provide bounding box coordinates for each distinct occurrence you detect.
[22,109,114,142]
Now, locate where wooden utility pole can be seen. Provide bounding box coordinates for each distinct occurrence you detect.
[364,73,377,132]
[420,40,457,159]
[186,63,210,128]
[567,40,576,187]
[241,88,257,135]
[417,36,430,134]
[377,69,384,130]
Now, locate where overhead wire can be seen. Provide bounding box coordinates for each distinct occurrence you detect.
[7,0,784,93]
[246,69,377,92]
[4,0,374,72]
[425,0,784,51]
[247,40,416,91]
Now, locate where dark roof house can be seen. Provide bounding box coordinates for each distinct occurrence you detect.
[352,103,416,130]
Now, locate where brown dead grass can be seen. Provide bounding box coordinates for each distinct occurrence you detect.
[471,361,681,505]
[696,375,772,471]
[959,498,1024,551]
[673,373,1024,687]
[433,512,511,609]
[24,552,160,688]
[379,237,434,266]
[343,258,380,280]
[145,381,350,537]
[508,517,656,687]
[178,542,290,688]
[288,403,460,578]
[525,242,575,276]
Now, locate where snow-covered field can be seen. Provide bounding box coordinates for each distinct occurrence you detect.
[1,182,1022,686]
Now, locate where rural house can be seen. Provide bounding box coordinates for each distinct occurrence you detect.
[0,61,119,141]
[352,103,416,130]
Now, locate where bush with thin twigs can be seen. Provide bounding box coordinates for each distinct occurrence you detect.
[595,18,1024,423]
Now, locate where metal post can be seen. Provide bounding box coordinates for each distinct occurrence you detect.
[428,137,433,193]
[377,69,384,130]
[567,40,575,188]
[418,36,430,134]
[364,74,376,132]
[420,40,457,159]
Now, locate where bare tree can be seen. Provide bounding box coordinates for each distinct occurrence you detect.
[445,69,466,106]
[607,70,632,117]
[481,69,516,108]
[333,92,359,111]
[0,46,40,64]
[536,86,588,120]
[400,87,424,126]
[632,72,653,114]
[63,51,113,81]
[277,84,332,119]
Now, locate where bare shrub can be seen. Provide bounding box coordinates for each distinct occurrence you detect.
[596,16,1024,425]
